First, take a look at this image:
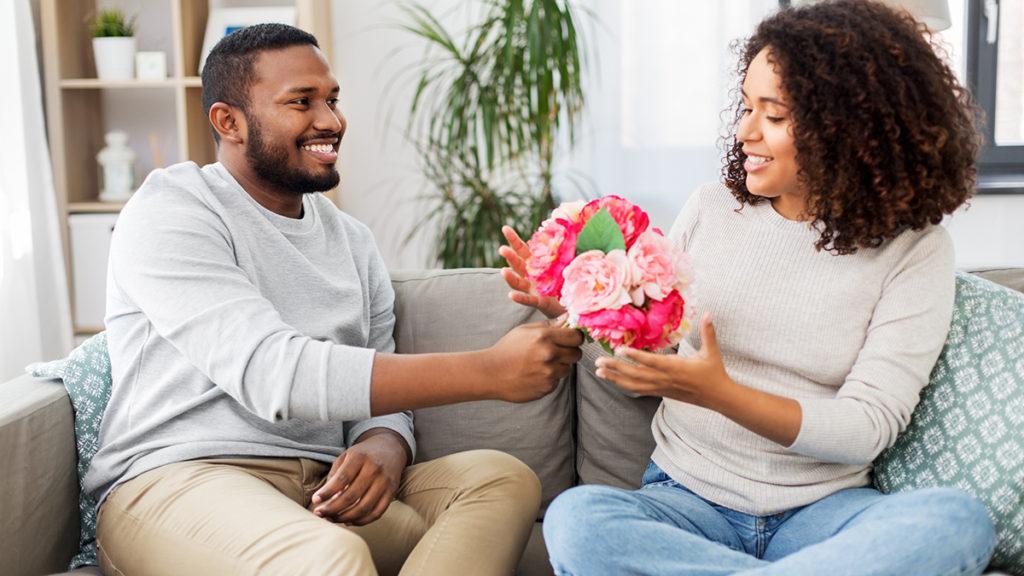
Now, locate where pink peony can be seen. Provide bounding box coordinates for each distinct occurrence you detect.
[578,289,686,351]
[627,229,694,304]
[525,218,579,297]
[633,289,686,350]
[578,305,647,349]
[579,195,650,248]
[560,249,633,316]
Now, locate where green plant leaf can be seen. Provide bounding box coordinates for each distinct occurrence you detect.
[90,8,135,38]
[394,0,597,268]
[575,208,625,254]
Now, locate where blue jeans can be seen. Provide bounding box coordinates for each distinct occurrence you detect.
[543,462,995,576]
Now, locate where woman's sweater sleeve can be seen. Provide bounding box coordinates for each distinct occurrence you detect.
[787,228,956,465]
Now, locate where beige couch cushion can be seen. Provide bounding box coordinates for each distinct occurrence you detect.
[391,269,574,516]
[972,268,1024,294]
[575,341,660,489]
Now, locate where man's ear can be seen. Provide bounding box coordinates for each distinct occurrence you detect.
[209,102,245,144]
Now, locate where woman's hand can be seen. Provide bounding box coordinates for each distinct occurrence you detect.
[596,313,802,446]
[595,314,734,408]
[499,225,567,319]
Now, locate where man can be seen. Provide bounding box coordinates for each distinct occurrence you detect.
[87,23,582,576]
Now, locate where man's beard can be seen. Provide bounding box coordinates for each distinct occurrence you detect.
[244,114,340,195]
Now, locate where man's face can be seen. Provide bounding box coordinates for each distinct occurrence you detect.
[242,44,346,194]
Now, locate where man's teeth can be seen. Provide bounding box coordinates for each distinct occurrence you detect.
[302,143,335,153]
[748,155,772,165]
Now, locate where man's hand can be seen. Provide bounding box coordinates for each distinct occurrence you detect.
[485,319,583,403]
[311,428,409,526]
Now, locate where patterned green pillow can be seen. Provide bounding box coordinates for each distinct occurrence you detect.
[28,332,112,570]
[874,272,1024,575]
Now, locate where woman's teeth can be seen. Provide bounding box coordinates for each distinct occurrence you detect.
[748,155,772,165]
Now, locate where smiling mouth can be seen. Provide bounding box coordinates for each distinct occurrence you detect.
[744,153,773,173]
[301,143,336,153]
[298,138,340,163]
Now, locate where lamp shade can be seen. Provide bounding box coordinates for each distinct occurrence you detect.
[792,0,952,31]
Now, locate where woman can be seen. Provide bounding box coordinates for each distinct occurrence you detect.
[499,1,996,574]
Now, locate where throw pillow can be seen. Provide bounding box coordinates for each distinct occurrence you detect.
[28,332,112,570]
[874,272,1024,575]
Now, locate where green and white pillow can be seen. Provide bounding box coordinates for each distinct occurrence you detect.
[874,272,1024,575]
[28,332,112,570]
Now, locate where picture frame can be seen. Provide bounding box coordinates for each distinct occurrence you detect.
[198,7,297,73]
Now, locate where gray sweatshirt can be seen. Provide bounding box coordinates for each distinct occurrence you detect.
[84,162,413,505]
[652,183,955,516]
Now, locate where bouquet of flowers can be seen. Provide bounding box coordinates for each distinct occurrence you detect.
[524,196,694,352]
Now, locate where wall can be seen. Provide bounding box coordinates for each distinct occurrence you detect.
[331,0,463,269]
[945,194,1024,269]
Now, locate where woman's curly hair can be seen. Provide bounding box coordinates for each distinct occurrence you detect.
[722,0,980,254]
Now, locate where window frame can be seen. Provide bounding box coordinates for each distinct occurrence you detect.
[966,0,1024,194]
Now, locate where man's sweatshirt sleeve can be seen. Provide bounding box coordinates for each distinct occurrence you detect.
[343,240,416,458]
[109,191,377,424]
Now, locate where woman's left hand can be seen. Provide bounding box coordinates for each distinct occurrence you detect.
[595,313,734,408]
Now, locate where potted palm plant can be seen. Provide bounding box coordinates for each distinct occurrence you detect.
[90,8,137,81]
[398,0,590,268]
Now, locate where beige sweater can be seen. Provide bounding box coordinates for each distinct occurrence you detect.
[652,183,955,515]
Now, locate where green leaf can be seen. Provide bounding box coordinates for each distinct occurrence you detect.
[575,208,625,254]
[394,0,597,268]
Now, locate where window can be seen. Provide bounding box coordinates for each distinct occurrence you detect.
[966,0,1024,193]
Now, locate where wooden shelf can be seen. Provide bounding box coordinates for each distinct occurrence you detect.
[61,78,180,89]
[42,0,334,331]
[59,77,201,89]
[68,201,126,213]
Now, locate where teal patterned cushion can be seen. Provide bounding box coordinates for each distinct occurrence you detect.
[874,272,1024,575]
[28,332,112,570]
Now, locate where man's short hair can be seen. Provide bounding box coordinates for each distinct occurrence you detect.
[201,23,319,142]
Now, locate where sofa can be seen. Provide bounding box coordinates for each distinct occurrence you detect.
[1,267,1021,576]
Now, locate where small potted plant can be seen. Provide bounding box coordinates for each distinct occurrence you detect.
[90,9,137,81]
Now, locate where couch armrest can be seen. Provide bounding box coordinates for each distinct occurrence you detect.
[0,373,79,575]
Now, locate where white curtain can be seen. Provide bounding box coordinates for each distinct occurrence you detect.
[0,0,73,380]
[568,0,780,230]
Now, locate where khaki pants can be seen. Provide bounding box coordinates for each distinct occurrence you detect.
[96,449,541,576]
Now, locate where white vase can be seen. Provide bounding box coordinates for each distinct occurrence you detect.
[92,37,136,81]
[97,131,136,202]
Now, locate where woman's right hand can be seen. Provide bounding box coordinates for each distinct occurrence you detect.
[499,225,567,319]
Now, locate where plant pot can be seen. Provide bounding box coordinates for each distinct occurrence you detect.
[92,37,136,81]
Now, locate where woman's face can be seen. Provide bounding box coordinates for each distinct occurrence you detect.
[738,48,804,216]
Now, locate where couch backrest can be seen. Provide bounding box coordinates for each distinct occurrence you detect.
[390,269,575,516]
[574,342,661,488]
[971,268,1024,294]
